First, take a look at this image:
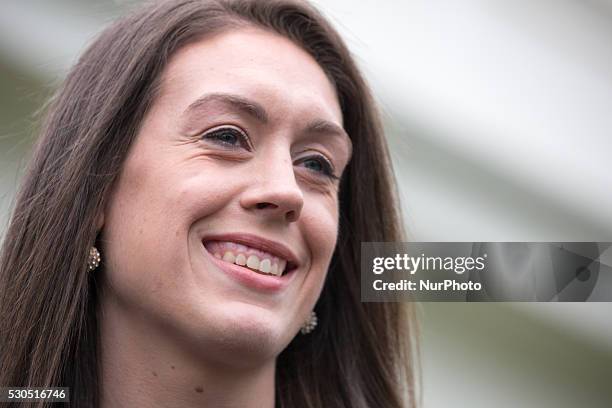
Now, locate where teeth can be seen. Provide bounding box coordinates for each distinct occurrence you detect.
[235,253,247,266]
[222,251,235,263]
[259,259,271,273]
[246,255,260,269]
[217,250,286,277]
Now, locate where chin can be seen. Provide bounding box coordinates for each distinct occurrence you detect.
[193,302,290,366]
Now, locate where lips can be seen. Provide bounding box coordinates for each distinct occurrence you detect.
[204,240,295,276]
[201,233,300,291]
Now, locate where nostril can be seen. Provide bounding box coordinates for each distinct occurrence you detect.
[253,201,299,222]
[285,210,297,222]
[256,202,277,209]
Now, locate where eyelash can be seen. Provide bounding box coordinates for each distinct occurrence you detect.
[296,155,339,180]
[200,126,339,180]
[201,126,251,150]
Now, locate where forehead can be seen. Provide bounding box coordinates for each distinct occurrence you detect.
[157,27,343,126]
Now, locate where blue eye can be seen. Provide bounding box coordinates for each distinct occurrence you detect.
[299,155,339,180]
[202,126,250,149]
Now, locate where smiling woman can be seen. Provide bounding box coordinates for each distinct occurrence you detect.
[0,1,417,407]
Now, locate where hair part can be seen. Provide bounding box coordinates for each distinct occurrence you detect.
[0,1,418,406]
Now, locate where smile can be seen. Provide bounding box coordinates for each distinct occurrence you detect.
[201,234,301,292]
[204,241,293,276]
[202,233,300,277]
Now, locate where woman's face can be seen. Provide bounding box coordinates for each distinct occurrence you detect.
[101,28,351,364]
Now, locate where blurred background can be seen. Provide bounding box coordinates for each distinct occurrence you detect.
[1,0,611,406]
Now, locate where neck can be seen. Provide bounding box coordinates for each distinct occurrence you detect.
[98,294,276,408]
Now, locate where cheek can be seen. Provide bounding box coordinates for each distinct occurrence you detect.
[295,197,338,314]
[101,174,182,308]
[302,197,339,271]
[101,155,247,296]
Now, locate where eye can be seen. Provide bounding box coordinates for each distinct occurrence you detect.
[201,126,251,150]
[297,155,339,180]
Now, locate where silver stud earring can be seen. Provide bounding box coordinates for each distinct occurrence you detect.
[88,246,101,271]
[300,311,318,335]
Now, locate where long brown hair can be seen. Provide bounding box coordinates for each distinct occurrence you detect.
[0,1,418,406]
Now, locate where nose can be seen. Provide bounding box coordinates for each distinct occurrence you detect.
[239,152,304,223]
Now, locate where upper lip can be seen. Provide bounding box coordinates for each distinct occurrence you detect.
[202,233,300,267]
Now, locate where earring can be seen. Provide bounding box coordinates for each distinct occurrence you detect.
[300,311,318,335]
[88,246,101,271]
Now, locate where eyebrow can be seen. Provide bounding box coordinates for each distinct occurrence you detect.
[182,92,352,150]
[184,92,269,124]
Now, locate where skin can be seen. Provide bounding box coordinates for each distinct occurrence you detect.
[98,27,352,408]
